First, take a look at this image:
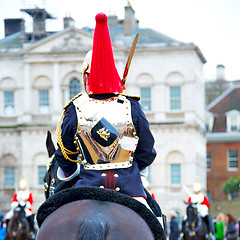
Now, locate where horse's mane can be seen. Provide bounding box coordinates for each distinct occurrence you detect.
[37,187,165,240]
[78,219,106,240]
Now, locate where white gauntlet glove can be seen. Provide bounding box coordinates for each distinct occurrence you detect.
[11,202,18,210]
[26,201,31,209]
[197,204,208,217]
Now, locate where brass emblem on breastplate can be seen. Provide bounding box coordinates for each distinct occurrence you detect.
[97,127,110,141]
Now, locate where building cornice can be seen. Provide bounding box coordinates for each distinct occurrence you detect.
[207,132,240,142]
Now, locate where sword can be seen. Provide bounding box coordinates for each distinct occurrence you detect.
[122,33,139,85]
[183,185,193,198]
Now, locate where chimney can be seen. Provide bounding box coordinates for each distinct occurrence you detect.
[108,15,118,28]
[124,2,137,36]
[63,16,75,29]
[216,64,225,81]
[32,11,47,32]
[4,18,24,37]
[21,8,54,33]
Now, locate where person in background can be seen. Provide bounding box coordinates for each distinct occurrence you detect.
[0,214,6,240]
[5,176,35,239]
[225,213,238,240]
[214,213,225,240]
[169,210,180,240]
[186,181,215,236]
[141,176,156,200]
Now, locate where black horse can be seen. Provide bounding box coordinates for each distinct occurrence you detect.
[43,131,83,199]
[43,131,59,199]
[182,203,208,240]
[6,203,30,240]
[38,131,166,240]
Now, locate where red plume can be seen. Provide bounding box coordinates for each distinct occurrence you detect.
[88,13,123,94]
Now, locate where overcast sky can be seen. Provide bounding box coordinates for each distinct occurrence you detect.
[1,0,240,81]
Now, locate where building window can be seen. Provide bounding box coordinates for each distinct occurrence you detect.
[69,78,81,99]
[205,123,209,132]
[38,166,46,185]
[171,164,181,184]
[140,87,151,111]
[226,111,240,132]
[207,150,211,170]
[170,86,181,110]
[4,167,15,187]
[146,166,151,184]
[230,116,238,132]
[4,91,15,115]
[39,90,49,114]
[227,149,238,170]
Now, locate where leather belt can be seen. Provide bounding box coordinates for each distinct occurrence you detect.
[83,161,133,170]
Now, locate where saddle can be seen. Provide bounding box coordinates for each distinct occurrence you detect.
[37,187,165,240]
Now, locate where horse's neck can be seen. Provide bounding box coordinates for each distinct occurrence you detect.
[10,216,19,230]
[187,211,199,225]
[194,214,200,225]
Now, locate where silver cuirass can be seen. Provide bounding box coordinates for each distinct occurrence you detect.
[73,94,139,170]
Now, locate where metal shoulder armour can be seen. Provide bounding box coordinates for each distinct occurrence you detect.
[73,93,139,170]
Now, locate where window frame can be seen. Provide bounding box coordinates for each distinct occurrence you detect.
[38,165,46,185]
[171,164,181,185]
[69,78,81,100]
[226,111,240,132]
[4,91,15,115]
[227,149,238,171]
[4,167,15,188]
[206,150,211,170]
[140,87,151,111]
[170,86,181,111]
[229,115,238,132]
[38,89,50,114]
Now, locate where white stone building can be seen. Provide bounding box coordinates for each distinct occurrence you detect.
[0,5,206,218]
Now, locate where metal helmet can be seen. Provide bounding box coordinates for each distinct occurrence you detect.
[193,182,202,192]
[19,175,29,190]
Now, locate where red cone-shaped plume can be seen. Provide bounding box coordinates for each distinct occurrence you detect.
[88,13,123,94]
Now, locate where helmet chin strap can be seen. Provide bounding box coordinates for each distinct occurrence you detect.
[83,73,90,94]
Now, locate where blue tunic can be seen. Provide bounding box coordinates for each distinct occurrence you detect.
[55,94,156,198]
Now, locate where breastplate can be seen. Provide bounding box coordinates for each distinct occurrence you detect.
[73,94,139,166]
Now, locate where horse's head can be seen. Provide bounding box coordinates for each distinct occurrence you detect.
[14,202,27,229]
[43,131,60,199]
[186,202,199,230]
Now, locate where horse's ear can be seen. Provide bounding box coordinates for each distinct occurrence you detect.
[46,131,56,157]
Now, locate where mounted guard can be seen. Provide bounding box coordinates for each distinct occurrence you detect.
[5,175,35,239]
[38,12,165,239]
[182,181,215,239]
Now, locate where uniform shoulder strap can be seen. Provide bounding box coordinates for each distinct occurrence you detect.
[63,93,83,110]
[119,93,140,101]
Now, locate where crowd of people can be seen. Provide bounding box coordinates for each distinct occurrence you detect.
[167,211,239,240]
[167,182,239,240]
[213,212,239,240]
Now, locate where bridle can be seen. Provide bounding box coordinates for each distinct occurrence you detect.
[185,203,202,236]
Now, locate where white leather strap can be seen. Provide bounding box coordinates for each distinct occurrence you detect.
[57,163,80,181]
[83,161,133,170]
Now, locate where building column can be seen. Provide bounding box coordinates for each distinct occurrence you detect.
[18,63,32,123]
[52,62,62,122]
